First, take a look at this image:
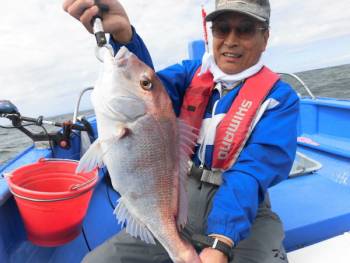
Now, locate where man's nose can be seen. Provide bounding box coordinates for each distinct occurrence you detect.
[224,29,239,47]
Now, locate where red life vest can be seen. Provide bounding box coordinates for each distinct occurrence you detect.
[180,66,280,171]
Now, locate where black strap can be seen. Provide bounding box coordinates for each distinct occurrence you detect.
[192,234,233,261]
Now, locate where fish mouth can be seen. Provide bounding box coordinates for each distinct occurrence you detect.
[115,47,132,67]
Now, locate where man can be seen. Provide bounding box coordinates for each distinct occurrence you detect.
[64,0,299,262]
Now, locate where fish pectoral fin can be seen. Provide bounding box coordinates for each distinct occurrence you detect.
[76,139,105,173]
[114,197,156,245]
[115,123,131,139]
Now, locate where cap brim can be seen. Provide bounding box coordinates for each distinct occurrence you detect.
[205,9,267,23]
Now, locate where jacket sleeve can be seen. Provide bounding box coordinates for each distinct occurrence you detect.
[206,81,300,244]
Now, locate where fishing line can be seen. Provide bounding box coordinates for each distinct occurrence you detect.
[0,125,17,129]
[0,124,35,129]
[82,226,92,251]
[40,125,55,158]
[105,170,116,209]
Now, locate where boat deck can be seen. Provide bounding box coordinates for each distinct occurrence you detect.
[270,145,350,251]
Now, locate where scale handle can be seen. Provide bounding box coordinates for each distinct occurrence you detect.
[91,1,110,47]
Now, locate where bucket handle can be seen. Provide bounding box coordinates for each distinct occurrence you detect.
[70,176,98,191]
[3,172,11,178]
[9,188,94,202]
[1,159,79,178]
[39,158,98,191]
[39,158,79,163]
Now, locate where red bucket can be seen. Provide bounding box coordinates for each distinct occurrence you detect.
[5,158,98,247]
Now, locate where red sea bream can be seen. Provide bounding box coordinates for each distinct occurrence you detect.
[77,47,201,263]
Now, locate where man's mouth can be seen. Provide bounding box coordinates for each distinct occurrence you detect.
[223,52,242,58]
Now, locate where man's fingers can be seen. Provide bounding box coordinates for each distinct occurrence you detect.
[80,5,99,33]
[62,0,76,12]
[66,0,95,20]
[63,0,132,43]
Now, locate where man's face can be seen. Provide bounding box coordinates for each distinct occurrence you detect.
[212,12,269,74]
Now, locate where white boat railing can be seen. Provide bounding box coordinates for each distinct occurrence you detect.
[72,72,316,123]
[73,87,94,123]
[278,72,316,99]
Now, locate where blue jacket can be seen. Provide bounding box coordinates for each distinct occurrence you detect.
[110,27,299,244]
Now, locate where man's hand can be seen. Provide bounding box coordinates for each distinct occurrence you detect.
[63,0,132,43]
[199,247,228,263]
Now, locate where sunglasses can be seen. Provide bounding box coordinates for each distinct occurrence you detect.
[211,20,267,39]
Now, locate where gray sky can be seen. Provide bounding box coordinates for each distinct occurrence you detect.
[0,0,349,117]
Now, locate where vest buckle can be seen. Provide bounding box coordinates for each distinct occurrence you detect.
[200,169,223,186]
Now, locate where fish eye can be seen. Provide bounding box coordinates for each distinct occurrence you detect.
[140,75,153,91]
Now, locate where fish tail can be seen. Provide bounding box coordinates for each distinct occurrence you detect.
[152,224,201,263]
[171,240,202,263]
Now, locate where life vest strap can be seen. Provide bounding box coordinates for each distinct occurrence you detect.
[180,66,280,172]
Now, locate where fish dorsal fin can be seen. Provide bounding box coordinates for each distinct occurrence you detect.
[114,197,156,245]
[176,119,198,229]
